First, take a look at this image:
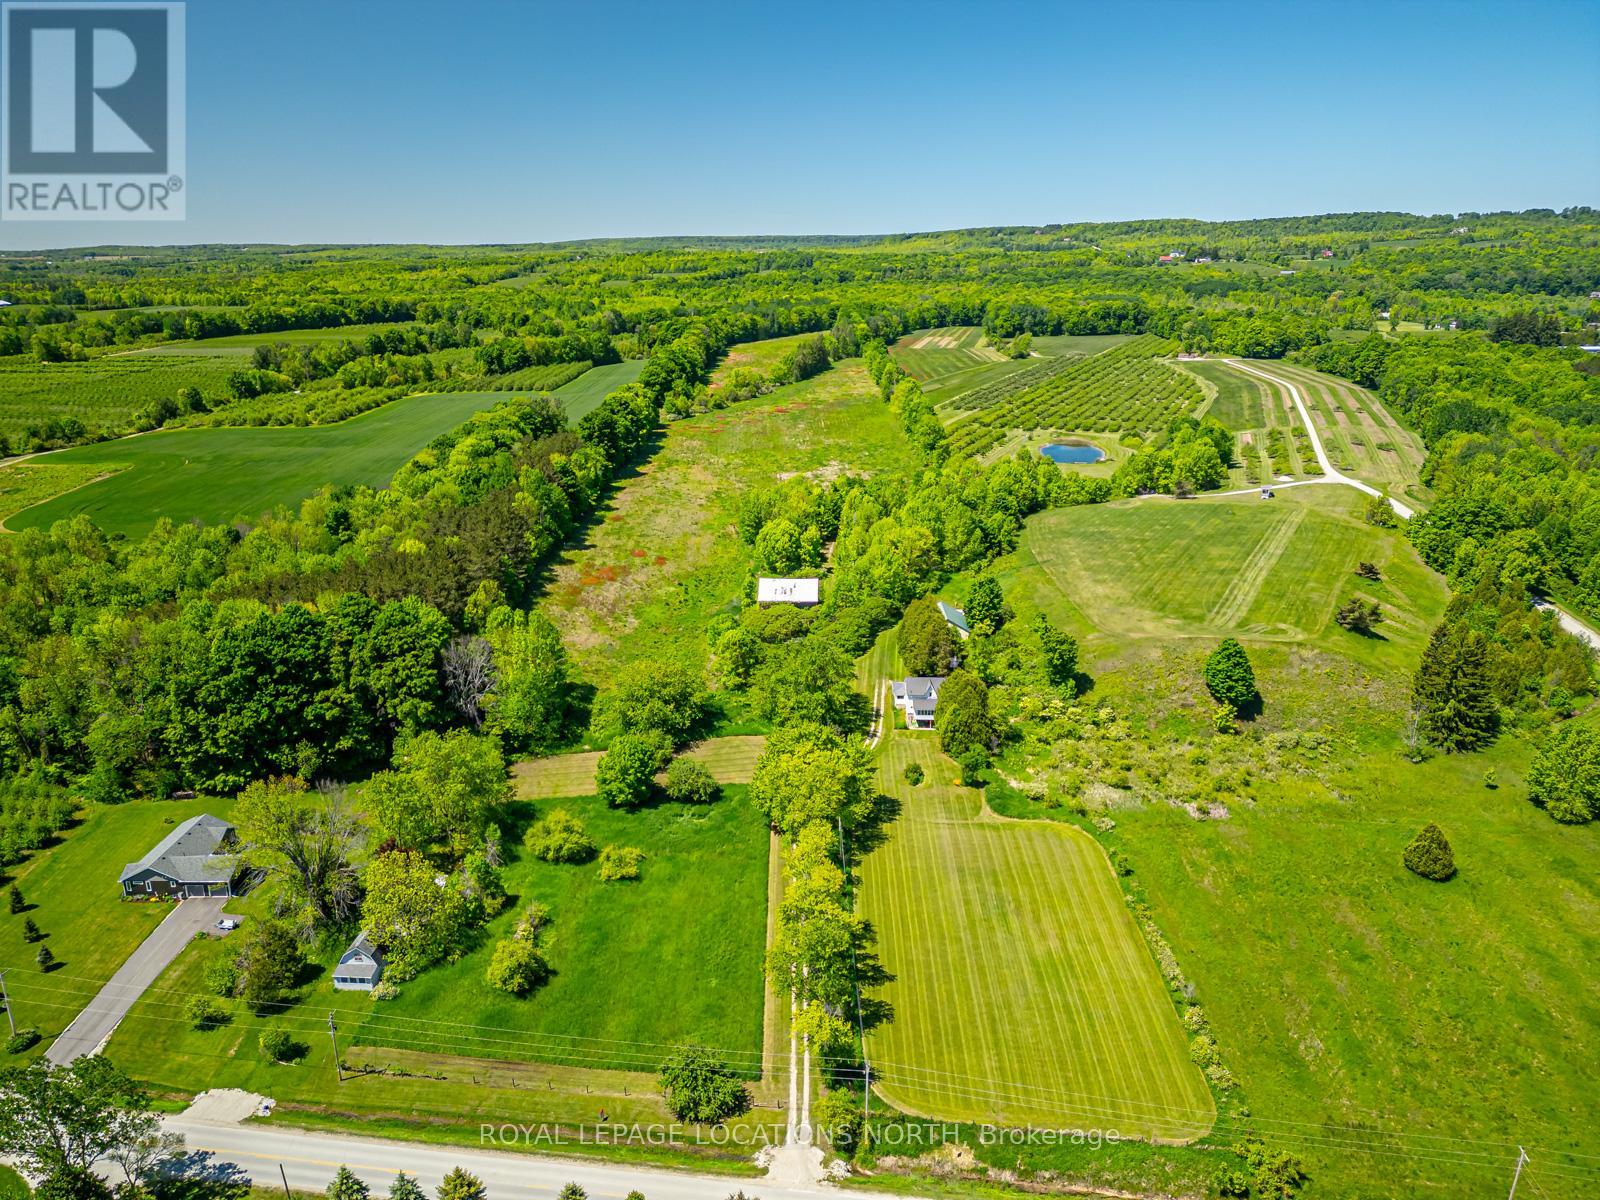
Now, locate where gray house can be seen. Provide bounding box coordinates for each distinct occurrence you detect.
[891,676,946,730]
[119,814,239,899]
[333,931,384,991]
[937,601,971,639]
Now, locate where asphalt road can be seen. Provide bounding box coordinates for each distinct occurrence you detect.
[163,1117,910,1200]
[47,897,232,1063]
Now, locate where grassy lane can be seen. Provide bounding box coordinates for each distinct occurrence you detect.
[551,358,645,424]
[8,390,513,536]
[858,726,1214,1140]
[511,734,767,800]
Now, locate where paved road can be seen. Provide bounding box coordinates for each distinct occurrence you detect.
[47,898,231,1064]
[162,1116,906,1200]
[1535,600,1600,652]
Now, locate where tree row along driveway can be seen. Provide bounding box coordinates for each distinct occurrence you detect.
[46,898,232,1064]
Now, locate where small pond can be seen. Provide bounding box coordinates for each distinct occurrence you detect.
[1040,441,1106,464]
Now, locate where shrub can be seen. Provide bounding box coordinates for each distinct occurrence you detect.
[523,808,596,863]
[903,762,924,787]
[1355,560,1381,580]
[557,1187,587,1200]
[815,1088,864,1155]
[5,1028,40,1054]
[1204,638,1259,715]
[1334,597,1384,634]
[204,957,239,998]
[658,1046,751,1124]
[594,731,672,809]
[663,757,718,805]
[260,1029,304,1062]
[371,979,400,1001]
[485,937,550,996]
[597,845,645,882]
[1402,823,1456,881]
[187,996,227,1029]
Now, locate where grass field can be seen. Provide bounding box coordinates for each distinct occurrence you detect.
[0,460,119,528]
[511,734,767,800]
[7,390,508,536]
[540,359,904,686]
[1028,333,1137,357]
[551,358,645,424]
[890,327,1006,381]
[710,333,824,387]
[142,321,420,352]
[859,716,1214,1140]
[1005,487,1441,655]
[0,796,237,1049]
[0,354,242,440]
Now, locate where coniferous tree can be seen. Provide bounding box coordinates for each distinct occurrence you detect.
[1402,823,1457,880]
[435,1169,485,1200]
[7,885,23,914]
[327,1166,370,1200]
[388,1175,426,1200]
[1412,621,1499,752]
[899,597,957,676]
[1204,638,1260,716]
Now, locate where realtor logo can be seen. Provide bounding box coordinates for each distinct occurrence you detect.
[1,1,185,220]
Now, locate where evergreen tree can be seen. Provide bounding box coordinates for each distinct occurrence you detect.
[21,916,41,942]
[436,1169,485,1200]
[1204,638,1259,715]
[936,670,994,761]
[1411,622,1499,752]
[965,577,1005,633]
[36,944,55,971]
[1034,614,1079,692]
[389,1175,426,1200]
[328,1167,370,1200]
[899,597,957,676]
[7,885,22,914]
[1402,823,1456,881]
[1526,721,1599,823]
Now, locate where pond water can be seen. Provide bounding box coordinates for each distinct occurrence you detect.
[1040,442,1106,464]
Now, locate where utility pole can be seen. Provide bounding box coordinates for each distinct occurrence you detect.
[327,1012,343,1082]
[0,969,14,1037]
[1508,1147,1529,1200]
[279,1164,292,1200]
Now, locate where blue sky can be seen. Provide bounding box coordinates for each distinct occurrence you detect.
[2,0,1597,248]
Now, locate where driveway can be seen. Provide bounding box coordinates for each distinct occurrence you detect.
[47,897,233,1064]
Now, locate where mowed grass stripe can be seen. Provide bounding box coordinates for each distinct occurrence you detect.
[1208,505,1305,628]
[861,728,1213,1139]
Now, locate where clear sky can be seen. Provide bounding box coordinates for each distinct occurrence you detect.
[2,0,1597,249]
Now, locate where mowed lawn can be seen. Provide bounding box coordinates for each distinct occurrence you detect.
[551,358,645,425]
[512,734,767,800]
[8,391,508,536]
[890,326,1005,381]
[0,797,237,1050]
[859,724,1214,1140]
[1013,488,1442,650]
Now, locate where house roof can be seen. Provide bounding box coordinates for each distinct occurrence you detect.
[337,931,384,978]
[757,577,820,604]
[119,813,235,885]
[902,676,945,701]
[937,601,970,634]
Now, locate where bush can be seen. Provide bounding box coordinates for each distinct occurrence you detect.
[658,1046,751,1124]
[371,979,400,1001]
[902,762,924,787]
[1334,596,1384,634]
[1355,561,1381,580]
[1402,823,1456,881]
[260,1029,304,1062]
[815,1088,864,1155]
[204,957,239,998]
[594,731,672,809]
[187,996,227,1029]
[663,757,718,805]
[557,1187,587,1200]
[524,808,596,863]
[1203,638,1259,715]
[486,937,550,996]
[5,1028,40,1054]
[596,845,645,882]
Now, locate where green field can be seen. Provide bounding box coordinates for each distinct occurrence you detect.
[860,717,1214,1140]
[0,354,242,440]
[8,391,508,536]
[512,734,767,800]
[541,359,904,684]
[710,332,824,386]
[1028,333,1137,357]
[891,326,1007,381]
[144,321,420,352]
[1009,487,1442,652]
[551,358,645,423]
[0,796,237,1049]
